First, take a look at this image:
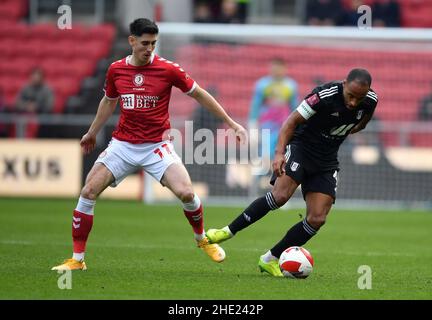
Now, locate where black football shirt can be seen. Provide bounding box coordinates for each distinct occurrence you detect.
[292,81,378,168]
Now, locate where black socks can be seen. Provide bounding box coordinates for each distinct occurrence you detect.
[270,219,317,258]
[228,192,279,235]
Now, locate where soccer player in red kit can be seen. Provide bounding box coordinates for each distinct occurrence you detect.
[52,18,247,270]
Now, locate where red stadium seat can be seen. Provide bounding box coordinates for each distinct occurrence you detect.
[0,2,23,21]
[58,24,87,41]
[409,133,432,147]
[0,40,17,59]
[0,20,115,115]
[13,40,45,59]
[400,0,432,28]
[4,58,38,78]
[69,58,96,78]
[72,41,109,60]
[53,94,68,114]
[87,24,116,43]
[38,40,77,59]
[40,58,66,78]
[0,23,29,40]
[30,24,61,41]
[379,132,402,147]
[48,76,80,96]
[0,75,26,107]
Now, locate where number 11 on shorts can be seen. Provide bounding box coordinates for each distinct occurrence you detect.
[153,143,172,159]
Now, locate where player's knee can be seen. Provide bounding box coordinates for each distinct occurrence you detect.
[271,191,290,207]
[307,214,327,230]
[178,189,195,203]
[80,184,98,201]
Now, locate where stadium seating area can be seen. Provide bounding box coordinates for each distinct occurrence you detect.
[0,0,115,116]
[1,0,431,144]
[0,22,115,113]
[173,42,432,146]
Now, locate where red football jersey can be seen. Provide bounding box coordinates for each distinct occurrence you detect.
[103,54,196,143]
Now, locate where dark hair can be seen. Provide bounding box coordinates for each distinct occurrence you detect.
[347,68,372,86]
[129,18,159,36]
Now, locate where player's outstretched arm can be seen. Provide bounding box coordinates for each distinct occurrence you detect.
[273,111,306,177]
[189,85,247,144]
[80,96,118,154]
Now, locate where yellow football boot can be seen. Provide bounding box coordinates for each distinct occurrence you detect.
[206,228,232,244]
[258,256,283,277]
[51,258,87,271]
[197,237,226,263]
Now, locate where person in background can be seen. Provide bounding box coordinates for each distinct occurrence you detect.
[216,0,243,24]
[249,58,298,172]
[371,0,401,27]
[16,68,53,115]
[236,0,249,24]
[15,68,54,137]
[305,0,343,26]
[193,1,214,23]
[339,0,365,26]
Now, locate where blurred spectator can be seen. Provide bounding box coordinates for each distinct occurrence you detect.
[193,2,218,44]
[14,68,54,137]
[193,2,214,23]
[16,68,53,114]
[216,0,243,24]
[418,86,432,121]
[305,0,343,26]
[249,58,298,162]
[371,0,401,27]
[236,0,249,24]
[194,0,248,24]
[339,0,365,26]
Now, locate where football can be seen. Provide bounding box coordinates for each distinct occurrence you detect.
[279,246,314,279]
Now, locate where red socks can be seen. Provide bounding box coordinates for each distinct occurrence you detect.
[183,204,204,235]
[72,210,94,253]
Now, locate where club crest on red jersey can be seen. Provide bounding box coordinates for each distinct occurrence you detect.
[133,74,145,86]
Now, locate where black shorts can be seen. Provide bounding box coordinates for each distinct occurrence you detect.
[270,144,339,201]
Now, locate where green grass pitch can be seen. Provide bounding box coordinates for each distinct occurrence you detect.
[0,198,431,300]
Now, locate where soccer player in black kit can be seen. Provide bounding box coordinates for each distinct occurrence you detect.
[206,68,379,276]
